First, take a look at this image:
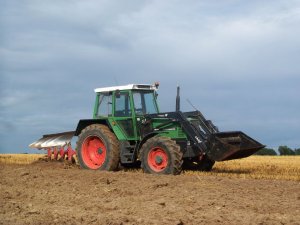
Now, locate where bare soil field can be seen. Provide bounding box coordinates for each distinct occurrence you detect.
[0,157,300,225]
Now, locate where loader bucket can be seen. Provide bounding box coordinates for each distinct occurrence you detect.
[207,131,265,161]
[29,131,75,149]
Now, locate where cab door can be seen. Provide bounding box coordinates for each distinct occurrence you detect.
[132,91,159,137]
[112,91,136,140]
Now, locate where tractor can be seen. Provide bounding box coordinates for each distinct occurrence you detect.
[29,83,264,174]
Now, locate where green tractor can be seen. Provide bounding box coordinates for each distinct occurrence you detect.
[29,83,264,175]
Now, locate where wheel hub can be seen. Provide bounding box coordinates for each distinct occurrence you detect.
[147,147,168,172]
[98,148,103,154]
[155,156,163,164]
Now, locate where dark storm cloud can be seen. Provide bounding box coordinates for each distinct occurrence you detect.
[1,0,300,152]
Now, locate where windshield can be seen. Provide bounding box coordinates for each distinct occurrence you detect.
[133,91,158,115]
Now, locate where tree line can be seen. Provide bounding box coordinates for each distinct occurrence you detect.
[255,146,300,156]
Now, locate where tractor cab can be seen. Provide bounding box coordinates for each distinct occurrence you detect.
[93,84,159,140]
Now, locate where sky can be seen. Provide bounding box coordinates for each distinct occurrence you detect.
[1,0,300,153]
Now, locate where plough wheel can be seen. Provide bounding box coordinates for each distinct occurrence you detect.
[76,124,120,170]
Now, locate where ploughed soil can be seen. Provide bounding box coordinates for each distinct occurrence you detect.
[0,161,299,225]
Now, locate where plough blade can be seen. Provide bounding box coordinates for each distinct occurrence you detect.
[29,131,75,149]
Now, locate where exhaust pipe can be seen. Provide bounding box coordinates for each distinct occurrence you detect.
[176,85,180,112]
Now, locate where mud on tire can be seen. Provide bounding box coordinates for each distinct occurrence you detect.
[140,136,183,175]
[77,124,120,171]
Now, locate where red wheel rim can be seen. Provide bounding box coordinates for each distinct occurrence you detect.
[147,147,168,172]
[82,136,106,169]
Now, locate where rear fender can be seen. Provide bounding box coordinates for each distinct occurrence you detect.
[74,119,110,136]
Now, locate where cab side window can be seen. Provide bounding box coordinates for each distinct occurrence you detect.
[97,92,112,117]
[115,92,131,117]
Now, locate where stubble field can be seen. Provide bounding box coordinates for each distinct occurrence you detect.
[0,154,299,224]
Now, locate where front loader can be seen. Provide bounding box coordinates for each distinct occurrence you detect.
[29,83,264,175]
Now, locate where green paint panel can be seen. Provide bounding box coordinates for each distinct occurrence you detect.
[93,94,99,119]
[151,119,187,139]
[107,118,128,140]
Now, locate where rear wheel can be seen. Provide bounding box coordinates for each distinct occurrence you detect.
[140,136,183,175]
[77,124,120,171]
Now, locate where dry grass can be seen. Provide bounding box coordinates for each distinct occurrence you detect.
[0,154,45,165]
[191,156,300,181]
[1,154,299,181]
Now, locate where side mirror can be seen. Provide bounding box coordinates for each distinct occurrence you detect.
[115,90,121,98]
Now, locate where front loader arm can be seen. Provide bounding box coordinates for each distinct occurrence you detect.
[146,111,264,162]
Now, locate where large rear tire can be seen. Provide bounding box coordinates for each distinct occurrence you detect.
[77,124,120,171]
[140,136,183,175]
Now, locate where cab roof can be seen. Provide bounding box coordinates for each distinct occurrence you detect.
[94,84,158,93]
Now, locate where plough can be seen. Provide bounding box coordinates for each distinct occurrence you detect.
[29,131,76,162]
[45,145,76,162]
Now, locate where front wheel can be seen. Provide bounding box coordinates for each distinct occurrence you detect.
[76,124,120,171]
[140,136,183,175]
